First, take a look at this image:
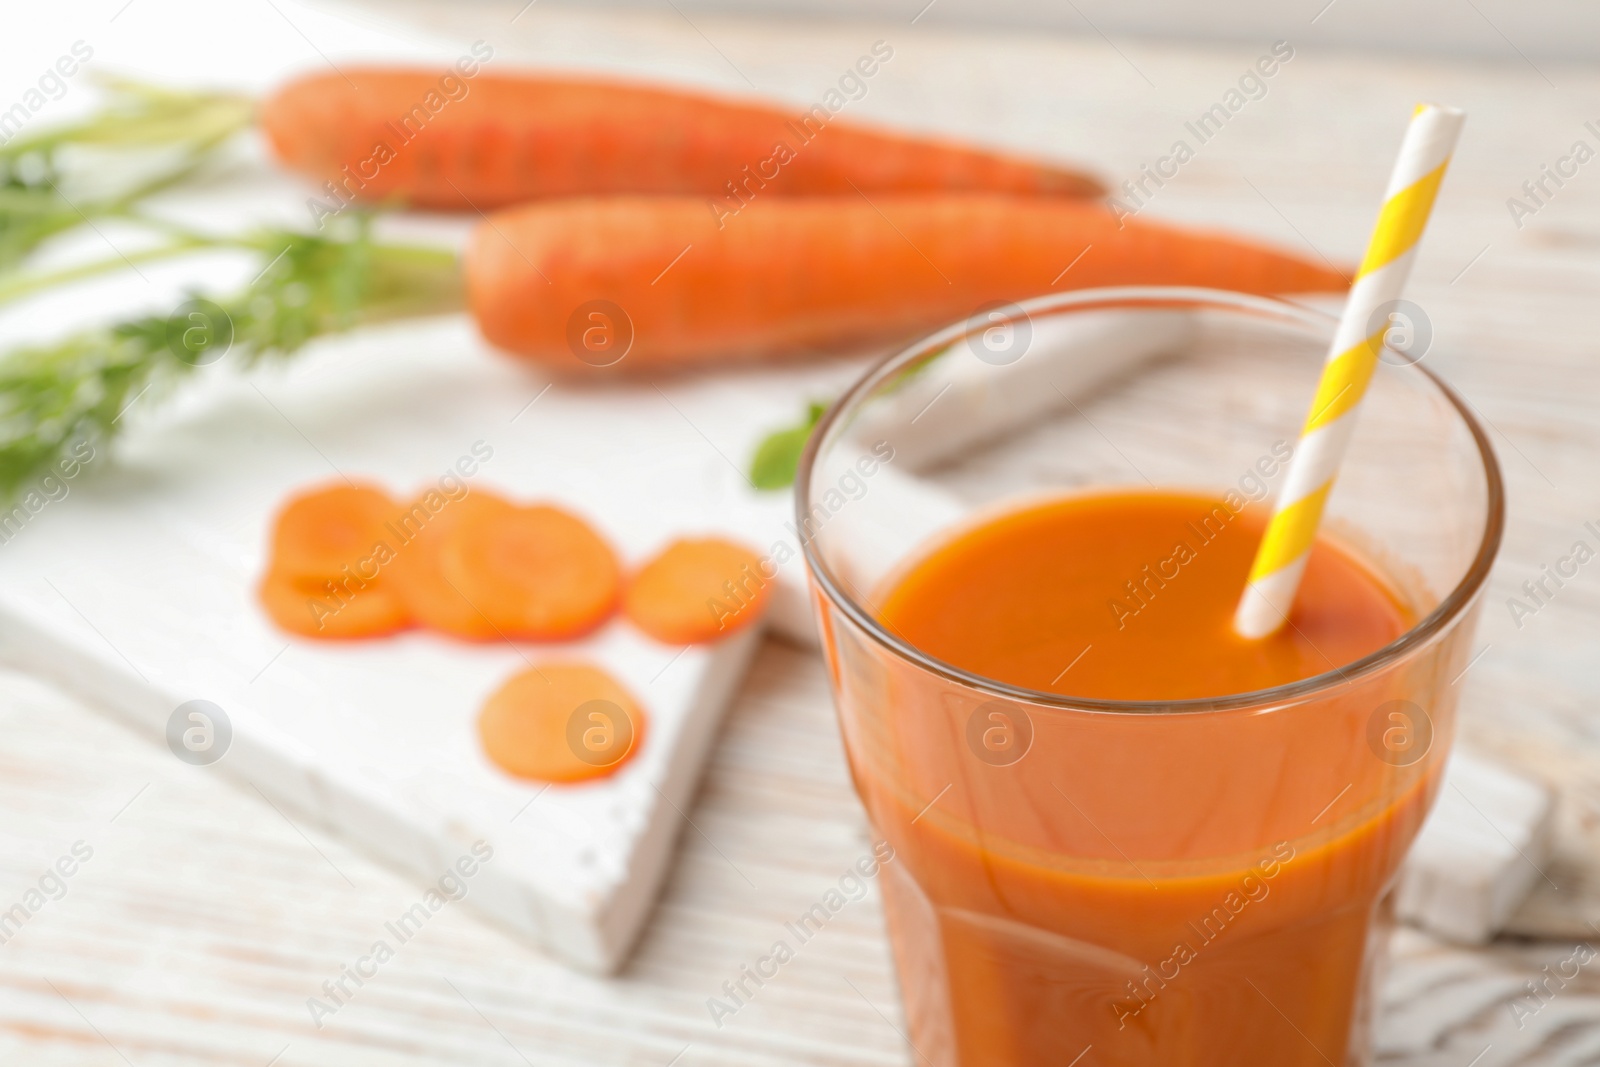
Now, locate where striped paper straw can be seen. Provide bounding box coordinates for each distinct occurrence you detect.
[1234,103,1465,640]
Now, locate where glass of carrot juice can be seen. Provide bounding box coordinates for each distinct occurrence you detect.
[796,288,1503,1067]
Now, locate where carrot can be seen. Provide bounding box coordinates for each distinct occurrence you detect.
[466,194,1351,370]
[478,662,647,783]
[259,69,1103,211]
[260,481,411,638]
[625,538,770,644]
[258,570,410,639]
[386,489,517,640]
[269,482,399,580]
[442,504,620,640]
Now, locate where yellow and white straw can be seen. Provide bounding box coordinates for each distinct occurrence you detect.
[1234,103,1465,640]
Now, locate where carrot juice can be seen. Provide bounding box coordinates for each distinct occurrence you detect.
[826,489,1460,1066]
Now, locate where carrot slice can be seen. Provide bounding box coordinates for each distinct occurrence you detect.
[386,489,517,640]
[270,482,399,581]
[259,569,410,639]
[624,537,770,644]
[478,662,647,783]
[442,504,620,639]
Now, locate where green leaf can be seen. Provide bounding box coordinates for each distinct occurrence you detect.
[0,217,462,504]
[0,80,253,274]
[748,400,827,491]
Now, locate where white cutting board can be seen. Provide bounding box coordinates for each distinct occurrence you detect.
[0,313,858,972]
[0,0,875,972]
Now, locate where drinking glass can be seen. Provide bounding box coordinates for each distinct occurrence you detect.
[796,287,1503,1067]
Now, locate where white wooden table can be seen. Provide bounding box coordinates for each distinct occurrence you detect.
[4,2,1600,1063]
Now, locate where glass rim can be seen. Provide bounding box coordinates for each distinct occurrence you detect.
[796,286,1506,716]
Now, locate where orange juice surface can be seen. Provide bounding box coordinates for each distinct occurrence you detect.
[859,490,1430,1066]
[881,491,1409,701]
